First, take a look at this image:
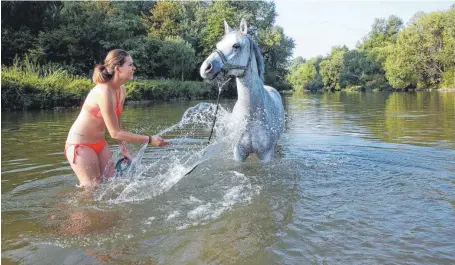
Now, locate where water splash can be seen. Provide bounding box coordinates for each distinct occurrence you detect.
[93,102,243,204]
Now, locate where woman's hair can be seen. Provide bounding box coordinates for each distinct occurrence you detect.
[92,49,130,84]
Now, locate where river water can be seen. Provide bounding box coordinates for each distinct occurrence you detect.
[2,91,455,265]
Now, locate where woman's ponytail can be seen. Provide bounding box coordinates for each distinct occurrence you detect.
[92,64,113,84]
[92,49,129,84]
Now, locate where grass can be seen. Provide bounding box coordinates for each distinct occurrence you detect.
[1,57,216,110]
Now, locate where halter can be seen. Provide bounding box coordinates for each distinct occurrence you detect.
[214,36,254,79]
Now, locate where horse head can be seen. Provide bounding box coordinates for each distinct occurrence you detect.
[200,19,264,81]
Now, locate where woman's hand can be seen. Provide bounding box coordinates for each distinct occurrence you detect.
[122,150,134,161]
[120,141,133,160]
[150,135,169,147]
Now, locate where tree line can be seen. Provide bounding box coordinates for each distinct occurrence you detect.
[287,5,455,91]
[3,0,453,107]
[1,1,294,89]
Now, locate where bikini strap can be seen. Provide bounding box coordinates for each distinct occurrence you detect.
[65,144,84,164]
[108,87,121,108]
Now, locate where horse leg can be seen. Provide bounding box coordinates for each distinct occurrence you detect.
[258,145,275,162]
[234,144,249,162]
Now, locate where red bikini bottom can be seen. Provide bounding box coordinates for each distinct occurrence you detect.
[64,140,106,163]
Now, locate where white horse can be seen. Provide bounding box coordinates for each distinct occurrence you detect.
[200,19,285,162]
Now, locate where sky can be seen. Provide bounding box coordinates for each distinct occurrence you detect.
[274,0,454,60]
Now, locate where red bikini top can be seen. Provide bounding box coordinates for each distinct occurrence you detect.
[82,88,123,119]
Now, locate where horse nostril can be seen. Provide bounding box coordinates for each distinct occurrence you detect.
[205,63,213,73]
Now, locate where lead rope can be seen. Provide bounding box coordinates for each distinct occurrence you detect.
[208,77,232,143]
[184,77,232,176]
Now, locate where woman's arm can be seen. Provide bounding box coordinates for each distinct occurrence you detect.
[98,86,168,146]
[117,86,131,157]
[98,87,149,144]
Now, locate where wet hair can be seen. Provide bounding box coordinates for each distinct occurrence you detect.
[92,49,130,84]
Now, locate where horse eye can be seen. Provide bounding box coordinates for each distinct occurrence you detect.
[233,43,240,49]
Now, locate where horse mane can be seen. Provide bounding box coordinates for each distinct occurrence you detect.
[247,35,265,81]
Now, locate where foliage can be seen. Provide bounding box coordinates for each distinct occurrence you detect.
[142,1,184,39]
[1,56,91,110]
[257,25,295,89]
[286,5,455,91]
[360,15,403,64]
[288,56,305,72]
[340,50,389,91]
[158,37,197,80]
[441,68,455,89]
[287,58,317,91]
[3,0,453,104]
[1,1,62,65]
[201,1,237,55]
[32,2,149,75]
[125,79,214,102]
[385,8,455,89]
[1,58,215,110]
[1,0,293,90]
[319,46,349,90]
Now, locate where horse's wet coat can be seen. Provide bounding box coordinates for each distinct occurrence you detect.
[200,19,285,162]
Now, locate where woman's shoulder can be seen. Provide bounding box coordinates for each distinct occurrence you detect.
[120,85,127,99]
[120,85,126,93]
[93,84,115,96]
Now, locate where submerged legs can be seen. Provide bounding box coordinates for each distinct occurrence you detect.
[233,144,249,162]
[234,142,277,163]
[257,145,275,163]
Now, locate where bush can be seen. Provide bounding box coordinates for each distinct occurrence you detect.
[1,60,217,110]
[345,85,364,92]
[441,68,455,89]
[125,79,215,101]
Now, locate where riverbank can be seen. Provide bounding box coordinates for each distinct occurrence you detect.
[1,65,217,111]
[3,65,453,111]
[299,87,455,93]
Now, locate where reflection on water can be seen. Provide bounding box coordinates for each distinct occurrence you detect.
[2,92,455,265]
[288,91,455,149]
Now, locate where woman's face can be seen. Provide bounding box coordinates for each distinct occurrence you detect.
[117,56,136,81]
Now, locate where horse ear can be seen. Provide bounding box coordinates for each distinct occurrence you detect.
[224,20,232,34]
[240,18,248,35]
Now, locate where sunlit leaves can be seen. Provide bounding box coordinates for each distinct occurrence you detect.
[142,1,184,39]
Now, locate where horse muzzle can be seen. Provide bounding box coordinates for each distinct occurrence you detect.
[200,55,223,80]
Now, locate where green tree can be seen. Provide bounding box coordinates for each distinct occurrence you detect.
[340,50,389,90]
[1,0,295,88]
[179,2,213,74]
[288,56,305,72]
[127,35,162,78]
[287,58,316,91]
[142,1,184,39]
[230,0,277,36]
[319,46,348,90]
[201,1,237,55]
[36,2,146,75]
[360,15,403,65]
[385,8,455,89]
[158,37,197,80]
[257,25,295,88]
[1,1,62,64]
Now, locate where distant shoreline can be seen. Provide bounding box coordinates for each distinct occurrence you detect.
[293,88,455,93]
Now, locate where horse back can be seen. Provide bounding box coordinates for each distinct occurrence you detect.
[264,85,284,115]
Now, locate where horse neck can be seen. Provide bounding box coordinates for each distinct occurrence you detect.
[235,52,264,109]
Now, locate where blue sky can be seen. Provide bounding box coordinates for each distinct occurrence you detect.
[274,1,454,60]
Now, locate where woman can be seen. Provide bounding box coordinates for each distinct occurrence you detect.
[65,49,168,188]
